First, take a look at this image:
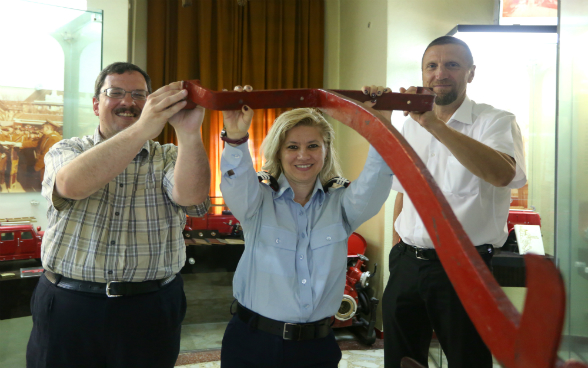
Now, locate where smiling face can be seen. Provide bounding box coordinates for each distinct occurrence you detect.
[422,44,475,107]
[92,71,147,139]
[279,125,327,190]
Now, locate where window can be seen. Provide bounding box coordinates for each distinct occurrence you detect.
[21,232,33,240]
[1,232,14,241]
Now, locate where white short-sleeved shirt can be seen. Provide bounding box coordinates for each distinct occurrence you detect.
[392,96,527,249]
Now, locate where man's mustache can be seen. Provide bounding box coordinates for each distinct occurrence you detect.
[114,107,141,116]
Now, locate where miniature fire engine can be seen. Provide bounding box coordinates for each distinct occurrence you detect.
[0,218,43,261]
[184,211,242,238]
[182,211,243,273]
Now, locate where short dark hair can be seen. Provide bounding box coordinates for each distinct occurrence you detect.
[422,36,474,68]
[94,62,152,100]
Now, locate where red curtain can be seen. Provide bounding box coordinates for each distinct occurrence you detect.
[147,0,325,207]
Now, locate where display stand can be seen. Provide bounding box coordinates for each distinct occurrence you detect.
[0,259,42,320]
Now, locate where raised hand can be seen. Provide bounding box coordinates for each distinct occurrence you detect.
[136,81,189,139]
[168,82,206,136]
[361,85,392,121]
[221,85,254,139]
[399,86,440,131]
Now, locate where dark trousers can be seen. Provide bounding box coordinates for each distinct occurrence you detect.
[382,242,493,368]
[221,314,342,368]
[26,273,186,368]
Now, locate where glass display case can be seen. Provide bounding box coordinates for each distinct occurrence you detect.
[557,0,588,360]
[451,25,558,257]
[0,0,102,225]
[0,2,102,367]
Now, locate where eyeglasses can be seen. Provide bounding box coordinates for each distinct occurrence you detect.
[102,87,148,101]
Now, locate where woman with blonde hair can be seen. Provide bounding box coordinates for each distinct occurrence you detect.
[220,85,392,368]
[260,107,342,188]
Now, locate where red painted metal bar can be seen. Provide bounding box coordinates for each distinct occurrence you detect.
[184,82,586,368]
[182,80,435,112]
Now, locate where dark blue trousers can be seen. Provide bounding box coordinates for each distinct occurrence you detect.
[26,273,186,368]
[221,314,342,368]
[382,243,493,368]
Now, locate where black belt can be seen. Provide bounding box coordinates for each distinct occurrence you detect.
[236,303,331,341]
[44,270,176,297]
[398,241,493,261]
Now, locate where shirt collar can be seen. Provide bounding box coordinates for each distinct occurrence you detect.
[447,95,474,125]
[93,126,151,155]
[275,173,325,205]
[92,126,103,144]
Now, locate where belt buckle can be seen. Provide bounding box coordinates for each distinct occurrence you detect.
[283,323,301,341]
[415,248,428,260]
[106,281,123,297]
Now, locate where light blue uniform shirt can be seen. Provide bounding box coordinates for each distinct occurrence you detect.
[220,143,393,323]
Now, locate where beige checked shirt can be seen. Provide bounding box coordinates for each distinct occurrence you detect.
[41,127,210,283]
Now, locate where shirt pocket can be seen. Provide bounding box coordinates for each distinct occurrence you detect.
[258,226,297,276]
[134,171,156,191]
[441,155,479,196]
[310,223,348,276]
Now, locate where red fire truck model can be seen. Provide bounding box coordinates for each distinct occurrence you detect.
[0,219,43,262]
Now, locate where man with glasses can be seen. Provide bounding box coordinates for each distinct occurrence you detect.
[26,62,211,368]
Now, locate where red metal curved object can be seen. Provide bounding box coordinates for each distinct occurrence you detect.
[183,80,435,112]
[184,81,585,368]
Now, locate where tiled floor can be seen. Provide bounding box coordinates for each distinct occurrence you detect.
[176,350,389,368]
[0,317,32,368]
[176,348,512,368]
[180,322,227,351]
[182,272,235,325]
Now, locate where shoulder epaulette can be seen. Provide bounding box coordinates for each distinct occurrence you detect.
[257,171,279,192]
[323,176,350,192]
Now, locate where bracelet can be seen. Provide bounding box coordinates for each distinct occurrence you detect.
[220,130,249,145]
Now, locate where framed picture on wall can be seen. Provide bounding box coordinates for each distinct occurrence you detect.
[0,92,63,193]
[0,1,103,195]
[499,0,557,25]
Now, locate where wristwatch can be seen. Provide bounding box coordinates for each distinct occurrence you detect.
[220,130,249,145]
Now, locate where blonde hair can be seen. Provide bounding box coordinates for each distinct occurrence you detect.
[261,108,342,185]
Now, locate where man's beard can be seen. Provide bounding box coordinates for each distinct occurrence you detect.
[434,90,458,106]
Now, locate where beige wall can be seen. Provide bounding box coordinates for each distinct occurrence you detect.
[87,0,130,67]
[129,0,148,70]
[325,0,497,329]
[324,0,390,327]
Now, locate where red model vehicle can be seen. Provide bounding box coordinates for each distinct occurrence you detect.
[0,221,43,261]
[184,212,241,237]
